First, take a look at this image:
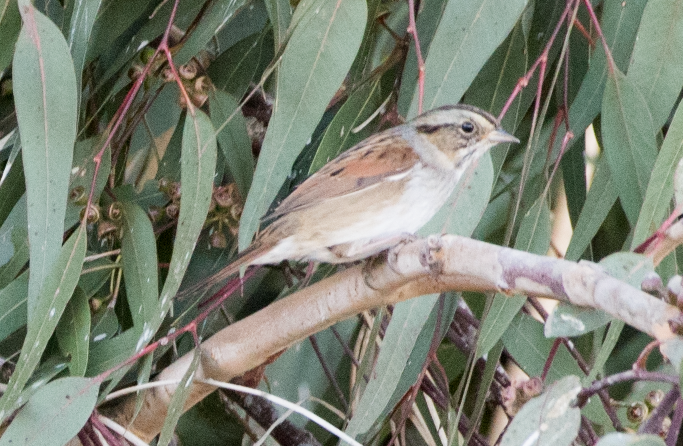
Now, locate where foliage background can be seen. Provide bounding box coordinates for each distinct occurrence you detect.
[0,0,682,444]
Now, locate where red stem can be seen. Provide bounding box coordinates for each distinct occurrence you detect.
[406,0,425,114]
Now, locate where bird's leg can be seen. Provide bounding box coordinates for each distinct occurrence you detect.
[361,233,417,290]
[386,233,419,274]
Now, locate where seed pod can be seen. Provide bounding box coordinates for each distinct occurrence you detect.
[80,204,100,224]
[97,220,118,239]
[69,186,87,205]
[645,389,665,409]
[166,203,180,220]
[108,202,123,221]
[210,231,227,249]
[179,61,198,80]
[626,401,648,423]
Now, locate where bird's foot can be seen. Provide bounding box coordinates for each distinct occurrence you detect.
[420,234,444,275]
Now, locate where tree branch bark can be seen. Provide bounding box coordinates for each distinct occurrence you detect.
[109,234,681,441]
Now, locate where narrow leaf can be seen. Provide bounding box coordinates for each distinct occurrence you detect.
[408,0,527,117]
[55,287,90,376]
[0,0,21,73]
[157,349,202,446]
[627,0,683,129]
[239,0,367,249]
[209,90,254,198]
[0,272,28,343]
[633,101,683,247]
[153,110,217,346]
[601,68,657,226]
[174,0,249,65]
[0,224,87,421]
[345,294,439,439]
[264,0,292,51]
[13,6,78,317]
[564,158,618,261]
[500,375,581,446]
[66,0,102,97]
[0,377,99,446]
[120,201,159,329]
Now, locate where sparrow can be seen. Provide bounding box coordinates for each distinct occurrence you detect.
[184,104,518,295]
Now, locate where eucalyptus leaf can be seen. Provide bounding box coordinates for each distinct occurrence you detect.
[13,6,77,317]
[0,377,99,446]
[500,375,581,446]
[239,0,367,249]
[407,0,527,118]
[602,68,657,226]
[0,224,86,421]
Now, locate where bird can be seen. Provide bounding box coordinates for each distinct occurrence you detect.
[182,104,518,296]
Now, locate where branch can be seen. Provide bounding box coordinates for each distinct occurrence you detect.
[108,234,681,441]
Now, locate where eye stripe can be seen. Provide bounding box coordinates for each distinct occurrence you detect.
[416,123,454,134]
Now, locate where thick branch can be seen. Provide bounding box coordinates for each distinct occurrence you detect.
[111,234,681,441]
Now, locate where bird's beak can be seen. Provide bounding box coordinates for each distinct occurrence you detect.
[488,128,520,144]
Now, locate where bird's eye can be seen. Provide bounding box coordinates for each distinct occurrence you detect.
[461,121,475,133]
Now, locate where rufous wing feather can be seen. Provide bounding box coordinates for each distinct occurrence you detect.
[265,129,419,221]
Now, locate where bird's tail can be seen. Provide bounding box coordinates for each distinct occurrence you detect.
[175,243,270,300]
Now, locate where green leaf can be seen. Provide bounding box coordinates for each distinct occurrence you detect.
[514,197,552,255]
[13,6,78,317]
[602,68,657,226]
[0,196,29,289]
[208,30,272,100]
[407,0,527,118]
[345,294,440,440]
[120,201,159,329]
[503,313,584,381]
[55,287,90,376]
[564,157,618,261]
[600,252,654,285]
[545,303,613,338]
[158,349,202,446]
[153,110,216,345]
[239,0,367,249]
[0,135,23,229]
[266,317,357,408]
[567,0,646,143]
[209,90,254,198]
[174,0,249,65]
[0,0,21,73]
[264,0,292,51]
[0,377,99,446]
[633,100,683,247]
[627,0,683,129]
[477,197,550,356]
[66,0,102,97]
[0,224,87,421]
[500,375,581,446]
[548,253,653,338]
[309,79,383,173]
[587,320,624,383]
[0,271,28,343]
[596,433,666,446]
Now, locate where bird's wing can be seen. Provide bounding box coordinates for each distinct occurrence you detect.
[266,129,419,221]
